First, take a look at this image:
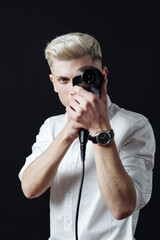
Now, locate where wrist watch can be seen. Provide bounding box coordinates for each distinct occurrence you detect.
[88,129,114,145]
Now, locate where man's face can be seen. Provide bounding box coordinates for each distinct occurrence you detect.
[49,55,103,107]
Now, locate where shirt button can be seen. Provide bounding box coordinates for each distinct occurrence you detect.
[73,160,77,166]
[67,191,71,196]
[67,219,71,224]
[65,217,71,225]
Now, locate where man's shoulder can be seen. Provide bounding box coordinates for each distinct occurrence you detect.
[111,103,149,127]
[39,113,67,136]
[110,103,151,140]
[45,113,67,124]
[110,103,154,150]
[118,107,148,124]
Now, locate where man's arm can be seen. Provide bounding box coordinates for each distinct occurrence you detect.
[66,78,136,220]
[21,125,76,199]
[93,140,136,220]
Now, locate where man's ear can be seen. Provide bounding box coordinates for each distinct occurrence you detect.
[49,74,57,92]
[102,66,108,81]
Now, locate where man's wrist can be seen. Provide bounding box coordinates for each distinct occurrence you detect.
[89,123,111,136]
[89,129,114,146]
[62,125,77,143]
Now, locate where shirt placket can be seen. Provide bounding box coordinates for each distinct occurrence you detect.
[64,188,73,239]
[63,139,80,239]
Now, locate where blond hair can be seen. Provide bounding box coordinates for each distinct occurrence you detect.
[45,32,102,68]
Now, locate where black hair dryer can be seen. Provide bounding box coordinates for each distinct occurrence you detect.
[72,66,104,94]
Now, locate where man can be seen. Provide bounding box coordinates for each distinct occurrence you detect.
[19,32,155,240]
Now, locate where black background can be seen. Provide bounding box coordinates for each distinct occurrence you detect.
[1,0,159,239]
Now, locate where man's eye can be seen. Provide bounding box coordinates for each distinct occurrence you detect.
[60,78,68,82]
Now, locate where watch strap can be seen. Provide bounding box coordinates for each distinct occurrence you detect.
[89,129,114,144]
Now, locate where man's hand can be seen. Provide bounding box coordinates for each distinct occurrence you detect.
[66,77,111,137]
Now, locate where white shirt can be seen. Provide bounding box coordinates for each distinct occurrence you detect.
[19,96,155,240]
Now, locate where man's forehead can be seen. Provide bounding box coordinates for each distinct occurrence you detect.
[51,55,102,78]
[52,63,93,78]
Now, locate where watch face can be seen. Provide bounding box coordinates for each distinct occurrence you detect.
[97,132,110,145]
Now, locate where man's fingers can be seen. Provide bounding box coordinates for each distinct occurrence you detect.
[72,85,93,99]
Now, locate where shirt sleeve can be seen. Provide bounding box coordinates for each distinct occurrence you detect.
[18,119,53,181]
[119,117,156,211]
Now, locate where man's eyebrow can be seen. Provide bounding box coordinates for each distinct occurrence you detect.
[55,75,69,80]
[55,65,93,80]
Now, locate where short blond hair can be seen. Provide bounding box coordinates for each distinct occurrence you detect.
[45,32,102,68]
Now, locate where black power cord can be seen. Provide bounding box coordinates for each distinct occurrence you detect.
[75,129,89,240]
